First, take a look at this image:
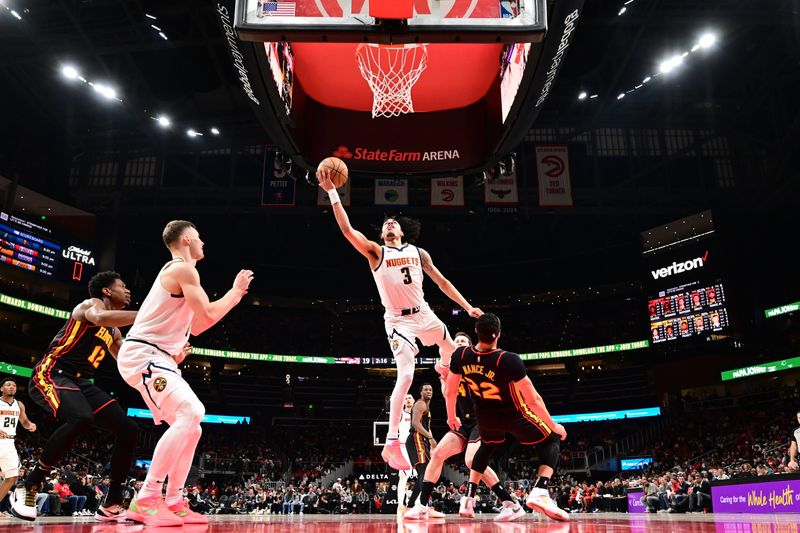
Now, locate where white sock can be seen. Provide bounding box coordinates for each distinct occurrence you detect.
[387,345,415,438]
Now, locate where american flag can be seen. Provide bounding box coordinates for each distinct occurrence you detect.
[262,1,296,16]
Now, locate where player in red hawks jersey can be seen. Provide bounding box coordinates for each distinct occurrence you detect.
[12,272,138,523]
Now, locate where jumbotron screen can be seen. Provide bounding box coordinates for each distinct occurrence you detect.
[649,280,730,343]
[0,211,96,283]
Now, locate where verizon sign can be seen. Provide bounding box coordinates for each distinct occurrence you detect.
[651,251,709,280]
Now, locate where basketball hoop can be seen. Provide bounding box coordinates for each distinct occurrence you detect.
[356,43,429,119]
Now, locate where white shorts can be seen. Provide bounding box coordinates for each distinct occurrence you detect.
[0,440,20,478]
[117,341,198,425]
[384,304,449,356]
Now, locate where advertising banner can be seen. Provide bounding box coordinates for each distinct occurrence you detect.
[626,490,647,513]
[711,477,800,513]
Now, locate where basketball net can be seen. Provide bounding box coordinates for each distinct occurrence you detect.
[356,43,429,119]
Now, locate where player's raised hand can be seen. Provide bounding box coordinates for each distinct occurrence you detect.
[447,416,461,431]
[553,423,567,441]
[467,307,484,318]
[233,269,254,294]
[316,169,335,191]
[27,422,37,432]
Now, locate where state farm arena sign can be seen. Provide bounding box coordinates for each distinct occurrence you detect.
[307,100,488,172]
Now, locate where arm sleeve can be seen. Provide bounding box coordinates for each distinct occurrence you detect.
[502,351,527,382]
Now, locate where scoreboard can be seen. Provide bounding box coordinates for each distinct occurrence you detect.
[0,211,96,283]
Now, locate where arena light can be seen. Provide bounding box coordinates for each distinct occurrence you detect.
[61,65,79,80]
[698,32,717,49]
[92,83,117,100]
[158,32,168,40]
[145,13,157,20]
[617,93,625,100]
[618,7,626,15]
[210,127,220,135]
[577,91,587,100]
[155,115,171,128]
[150,24,162,31]
[10,10,21,20]
[659,55,683,74]
[186,128,203,137]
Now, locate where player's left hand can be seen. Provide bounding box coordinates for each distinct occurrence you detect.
[553,423,567,441]
[434,361,450,379]
[447,416,461,431]
[174,343,192,365]
[27,422,37,432]
[467,307,484,318]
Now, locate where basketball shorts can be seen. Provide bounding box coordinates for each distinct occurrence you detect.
[384,304,449,356]
[476,408,553,445]
[406,431,431,467]
[0,440,20,478]
[117,341,197,425]
[29,365,116,419]
[450,419,480,444]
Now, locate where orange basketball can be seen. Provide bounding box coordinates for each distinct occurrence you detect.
[317,157,349,188]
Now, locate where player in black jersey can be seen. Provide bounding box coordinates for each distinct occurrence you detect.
[445,313,569,522]
[404,332,514,521]
[11,272,140,523]
[404,383,444,516]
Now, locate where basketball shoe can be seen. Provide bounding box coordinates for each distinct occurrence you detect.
[168,499,209,524]
[495,500,526,521]
[126,494,183,526]
[382,438,411,470]
[526,487,569,521]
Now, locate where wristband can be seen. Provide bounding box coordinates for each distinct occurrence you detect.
[327,189,341,205]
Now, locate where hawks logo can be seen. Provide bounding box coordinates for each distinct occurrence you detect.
[153,377,168,392]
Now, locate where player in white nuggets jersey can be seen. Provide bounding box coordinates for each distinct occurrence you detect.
[117,220,253,526]
[318,170,483,471]
[0,378,36,507]
[397,394,415,513]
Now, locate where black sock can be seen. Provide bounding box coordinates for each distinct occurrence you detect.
[418,481,435,507]
[534,476,550,489]
[25,462,50,490]
[491,482,513,502]
[104,484,124,507]
[466,482,479,499]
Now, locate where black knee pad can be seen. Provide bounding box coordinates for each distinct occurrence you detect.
[535,433,560,470]
[471,442,498,474]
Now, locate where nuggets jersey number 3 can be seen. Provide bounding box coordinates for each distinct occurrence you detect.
[372,245,425,312]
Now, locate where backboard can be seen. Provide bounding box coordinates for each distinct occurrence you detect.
[236,0,547,43]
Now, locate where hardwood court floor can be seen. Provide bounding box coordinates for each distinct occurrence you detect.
[1,512,798,532]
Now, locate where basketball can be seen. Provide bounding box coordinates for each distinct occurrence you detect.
[317,157,348,188]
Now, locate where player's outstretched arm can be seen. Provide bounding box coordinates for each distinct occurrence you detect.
[83,299,137,328]
[514,376,566,440]
[317,169,382,265]
[174,264,253,336]
[419,248,482,318]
